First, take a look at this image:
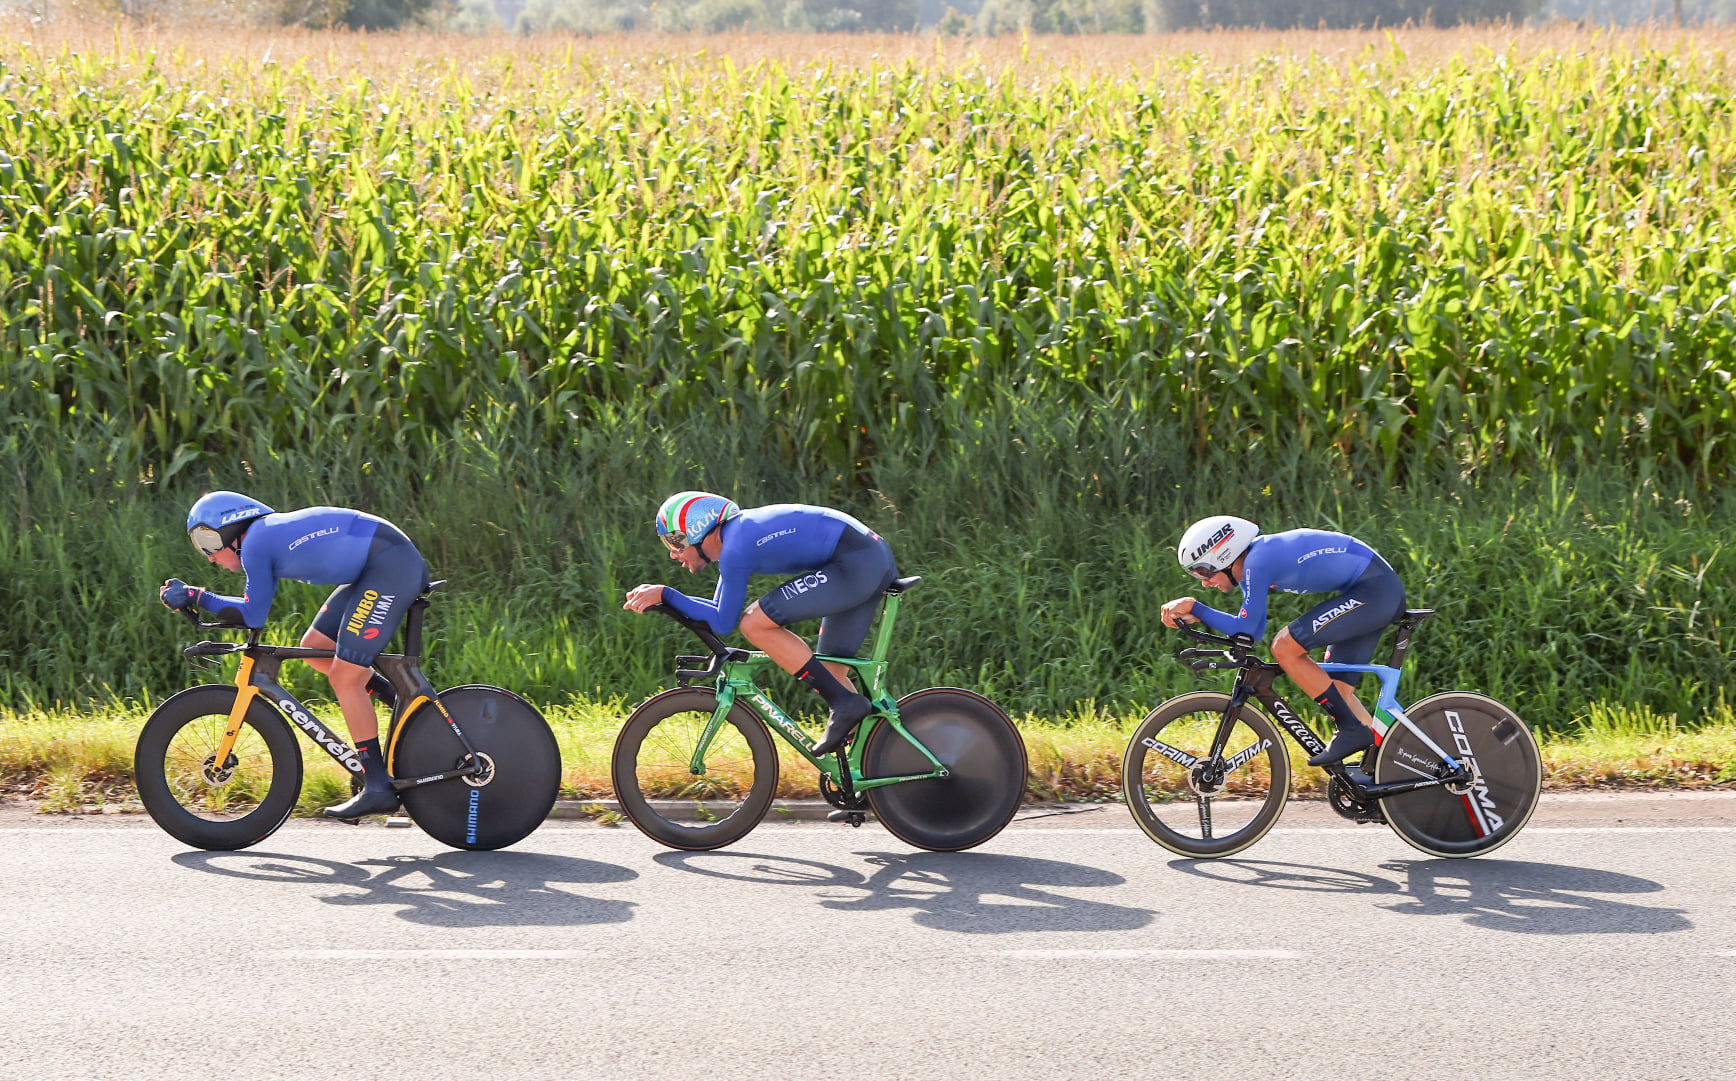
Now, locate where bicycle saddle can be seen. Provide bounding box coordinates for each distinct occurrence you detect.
[1392,607,1436,627]
[418,580,448,599]
[885,576,922,595]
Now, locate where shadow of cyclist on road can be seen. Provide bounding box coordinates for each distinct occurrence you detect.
[174,849,638,928]
[656,849,1153,933]
[1166,857,1688,935]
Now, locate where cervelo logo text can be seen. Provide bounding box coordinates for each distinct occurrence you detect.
[1447,710,1505,832]
[345,590,381,635]
[1311,597,1364,632]
[275,695,364,773]
[288,527,340,551]
[781,571,830,600]
[756,529,797,548]
[1296,546,1347,563]
[1187,522,1237,563]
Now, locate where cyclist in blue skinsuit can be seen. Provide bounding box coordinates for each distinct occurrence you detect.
[1159,516,1406,766]
[622,492,898,756]
[159,491,430,819]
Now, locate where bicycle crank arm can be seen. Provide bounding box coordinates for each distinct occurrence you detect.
[1346,775,1459,802]
[391,763,484,791]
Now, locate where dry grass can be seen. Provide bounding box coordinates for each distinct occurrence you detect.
[3,695,1731,814]
[4,18,1735,92]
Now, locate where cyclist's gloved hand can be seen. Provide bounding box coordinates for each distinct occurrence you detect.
[160,578,199,611]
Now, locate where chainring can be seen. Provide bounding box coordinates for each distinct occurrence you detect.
[819,771,869,811]
[1326,775,1387,824]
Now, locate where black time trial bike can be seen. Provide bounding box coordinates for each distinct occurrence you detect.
[1121,612,1542,859]
[611,577,1029,853]
[134,582,561,852]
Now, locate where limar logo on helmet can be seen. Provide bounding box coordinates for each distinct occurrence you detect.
[1189,522,1236,562]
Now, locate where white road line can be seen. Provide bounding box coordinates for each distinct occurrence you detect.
[992,949,1305,959]
[265,949,594,960]
[1717,951,1736,958]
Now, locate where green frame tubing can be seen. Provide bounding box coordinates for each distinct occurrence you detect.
[683,591,946,790]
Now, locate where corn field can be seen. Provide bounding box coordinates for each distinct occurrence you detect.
[2,28,1734,480]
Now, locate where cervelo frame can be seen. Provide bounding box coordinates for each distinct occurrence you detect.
[184,584,489,795]
[652,586,948,796]
[1173,617,1478,804]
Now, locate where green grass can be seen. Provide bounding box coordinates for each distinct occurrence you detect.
[4,694,1730,815]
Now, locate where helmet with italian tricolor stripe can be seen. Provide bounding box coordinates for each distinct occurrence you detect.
[655,491,741,551]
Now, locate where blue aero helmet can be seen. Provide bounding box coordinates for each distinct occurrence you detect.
[655,491,741,553]
[187,491,275,557]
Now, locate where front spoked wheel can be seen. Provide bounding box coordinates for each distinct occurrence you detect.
[863,688,1027,852]
[392,685,562,851]
[610,688,779,851]
[134,685,304,851]
[1376,692,1541,858]
[1121,691,1290,858]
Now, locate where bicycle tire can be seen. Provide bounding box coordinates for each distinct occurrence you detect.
[610,688,779,851]
[1375,692,1541,858]
[863,688,1027,852]
[134,685,304,851]
[392,685,561,851]
[1121,691,1290,858]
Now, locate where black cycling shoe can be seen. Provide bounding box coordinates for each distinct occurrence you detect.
[322,783,401,821]
[1306,723,1377,768]
[811,694,872,756]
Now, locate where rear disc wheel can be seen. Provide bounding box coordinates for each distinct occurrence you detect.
[863,688,1027,852]
[392,685,561,851]
[1376,692,1541,858]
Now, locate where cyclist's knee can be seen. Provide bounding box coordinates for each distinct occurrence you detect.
[1271,627,1305,661]
[327,658,371,693]
[740,602,778,638]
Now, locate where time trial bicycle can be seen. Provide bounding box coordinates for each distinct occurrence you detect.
[1121,611,1541,858]
[611,577,1028,852]
[135,581,561,852]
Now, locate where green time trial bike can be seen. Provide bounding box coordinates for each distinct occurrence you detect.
[611,577,1028,853]
[1122,612,1542,859]
[135,582,561,852]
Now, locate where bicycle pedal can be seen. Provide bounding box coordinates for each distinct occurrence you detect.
[825,809,868,825]
[384,815,412,829]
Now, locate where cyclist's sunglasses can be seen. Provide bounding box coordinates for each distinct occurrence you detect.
[190,526,227,558]
[1187,563,1225,582]
[659,532,689,554]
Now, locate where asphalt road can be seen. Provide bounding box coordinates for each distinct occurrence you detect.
[2,792,1733,1081]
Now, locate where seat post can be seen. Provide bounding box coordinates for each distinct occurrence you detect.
[405,599,429,660]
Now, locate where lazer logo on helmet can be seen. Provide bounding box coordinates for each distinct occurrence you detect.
[1310,597,1363,632]
[345,590,380,635]
[781,571,829,599]
[1187,523,1237,563]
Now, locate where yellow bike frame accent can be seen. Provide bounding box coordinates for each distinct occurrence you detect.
[211,654,259,770]
[388,695,431,774]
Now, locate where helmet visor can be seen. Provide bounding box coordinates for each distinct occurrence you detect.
[659,531,689,554]
[190,525,227,558]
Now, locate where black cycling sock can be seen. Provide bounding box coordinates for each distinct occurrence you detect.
[355,737,391,788]
[365,672,398,710]
[795,656,857,710]
[1314,684,1365,731]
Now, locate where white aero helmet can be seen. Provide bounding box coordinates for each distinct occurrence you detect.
[1177,516,1260,576]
